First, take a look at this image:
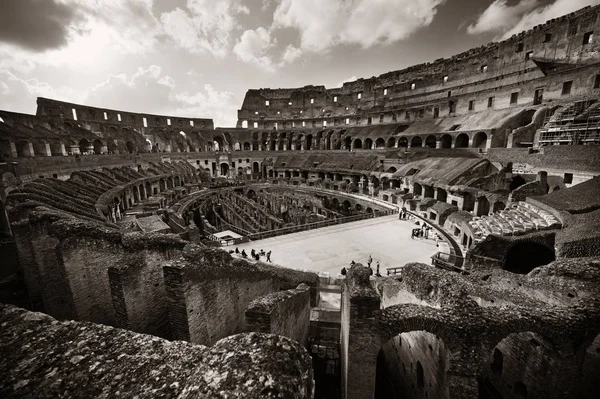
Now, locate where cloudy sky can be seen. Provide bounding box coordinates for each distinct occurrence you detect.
[0,0,598,127]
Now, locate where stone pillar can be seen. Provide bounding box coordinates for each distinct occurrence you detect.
[165,144,172,153]
[8,141,18,158]
[436,139,442,149]
[341,265,381,399]
[70,145,80,155]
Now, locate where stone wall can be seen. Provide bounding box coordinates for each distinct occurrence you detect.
[0,304,314,399]
[245,284,311,346]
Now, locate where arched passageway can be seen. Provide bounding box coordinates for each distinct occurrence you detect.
[387,138,396,148]
[375,138,386,148]
[375,331,450,399]
[479,332,575,399]
[220,163,229,177]
[425,135,437,148]
[473,132,488,149]
[398,137,408,148]
[365,138,373,149]
[504,242,555,274]
[413,183,423,196]
[353,139,363,149]
[440,134,452,148]
[93,139,104,154]
[455,133,469,148]
[410,136,422,148]
[79,139,90,154]
[126,141,135,154]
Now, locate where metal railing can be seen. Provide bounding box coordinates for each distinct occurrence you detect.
[247,209,396,240]
[431,252,468,274]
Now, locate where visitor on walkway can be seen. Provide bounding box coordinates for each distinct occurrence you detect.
[369,266,373,276]
[251,249,256,258]
[350,260,356,266]
[376,261,380,275]
[367,255,372,267]
[341,267,347,275]
[241,250,247,258]
[260,249,265,256]
[266,251,272,262]
[235,247,240,254]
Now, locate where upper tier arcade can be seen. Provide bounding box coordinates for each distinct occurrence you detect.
[237,5,600,131]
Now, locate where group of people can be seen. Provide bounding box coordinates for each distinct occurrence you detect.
[341,254,382,277]
[411,221,440,245]
[235,247,272,262]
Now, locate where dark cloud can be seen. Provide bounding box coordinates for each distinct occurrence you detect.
[0,0,79,51]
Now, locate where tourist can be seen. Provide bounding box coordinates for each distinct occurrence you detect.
[251,249,256,257]
[235,247,240,254]
[350,260,356,266]
[341,267,347,275]
[266,251,272,262]
[241,250,247,258]
[376,261,380,275]
[369,266,373,276]
[260,249,265,256]
[367,255,372,267]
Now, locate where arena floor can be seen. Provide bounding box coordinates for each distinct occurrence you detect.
[234,215,441,275]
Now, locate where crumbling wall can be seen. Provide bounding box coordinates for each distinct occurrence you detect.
[0,304,314,399]
[245,283,311,346]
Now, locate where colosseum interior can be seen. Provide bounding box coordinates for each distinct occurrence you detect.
[1,3,600,399]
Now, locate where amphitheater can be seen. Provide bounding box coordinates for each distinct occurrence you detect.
[1,5,600,399]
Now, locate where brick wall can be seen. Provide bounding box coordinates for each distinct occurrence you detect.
[245,284,311,346]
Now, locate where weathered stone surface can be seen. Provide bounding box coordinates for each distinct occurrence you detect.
[0,305,314,399]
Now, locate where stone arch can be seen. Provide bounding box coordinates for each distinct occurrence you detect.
[353,138,363,149]
[440,134,452,148]
[306,134,313,150]
[355,203,363,212]
[159,178,166,192]
[132,186,140,203]
[455,133,469,148]
[243,141,251,151]
[424,135,437,148]
[126,141,135,154]
[398,137,408,148]
[493,202,506,212]
[473,131,488,149]
[79,138,90,154]
[375,138,386,149]
[214,136,224,151]
[220,163,229,176]
[93,139,104,154]
[237,167,244,175]
[410,136,422,147]
[387,166,397,173]
[365,138,373,149]
[413,183,423,196]
[252,161,260,175]
[504,241,555,274]
[341,135,350,150]
[479,332,572,399]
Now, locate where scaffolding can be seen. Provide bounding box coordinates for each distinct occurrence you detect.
[538,99,600,145]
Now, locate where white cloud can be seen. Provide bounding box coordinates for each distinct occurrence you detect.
[233,27,277,71]
[84,66,238,127]
[160,0,248,57]
[280,44,303,65]
[0,69,85,113]
[336,76,358,87]
[468,0,600,39]
[272,0,445,52]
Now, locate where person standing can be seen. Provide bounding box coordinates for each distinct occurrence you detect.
[367,255,372,267]
[266,251,272,262]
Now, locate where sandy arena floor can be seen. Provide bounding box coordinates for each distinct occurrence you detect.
[234,215,441,275]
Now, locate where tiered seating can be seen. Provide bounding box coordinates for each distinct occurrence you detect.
[469,202,561,243]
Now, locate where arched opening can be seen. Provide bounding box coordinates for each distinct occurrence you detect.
[237,167,243,176]
[365,138,373,149]
[398,137,408,148]
[220,163,229,177]
[341,200,351,214]
[353,139,363,149]
[79,139,90,155]
[93,139,104,154]
[493,202,505,212]
[473,132,488,149]
[243,141,251,151]
[306,134,313,150]
[252,161,260,175]
[366,207,373,214]
[268,169,274,178]
[477,196,490,216]
[126,141,135,154]
[387,166,397,173]
[375,138,386,148]
[375,331,450,399]
[504,242,555,274]
[159,179,166,192]
[387,137,396,148]
[410,136,422,148]
[479,332,566,399]
[413,183,423,196]
[440,134,452,148]
[132,186,140,203]
[247,189,257,201]
[355,204,363,212]
[455,133,469,148]
[214,136,224,151]
[436,188,448,203]
[424,135,437,148]
[510,175,527,191]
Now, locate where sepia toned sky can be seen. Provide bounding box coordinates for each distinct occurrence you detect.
[0,0,598,127]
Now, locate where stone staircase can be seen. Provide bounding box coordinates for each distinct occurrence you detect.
[469,202,561,243]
